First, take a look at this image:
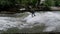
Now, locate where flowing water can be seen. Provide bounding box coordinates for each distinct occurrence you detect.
[0,11,60,33]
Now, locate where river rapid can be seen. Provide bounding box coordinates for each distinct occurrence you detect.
[0,11,60,32]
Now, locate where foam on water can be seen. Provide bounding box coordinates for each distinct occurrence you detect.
[0,17,22,31]
[0,11,60,32]
[0,12,33,31]
[24,11,60,32]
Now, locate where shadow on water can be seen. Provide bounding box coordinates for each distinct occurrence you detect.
[1,25,45,33]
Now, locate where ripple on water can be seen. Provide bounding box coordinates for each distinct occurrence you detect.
[24,11,60,32]
[0,11,60,32]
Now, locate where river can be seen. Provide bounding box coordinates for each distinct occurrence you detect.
[0,11,60,33]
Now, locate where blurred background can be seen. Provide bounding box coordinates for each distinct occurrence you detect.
[0,0,60,34]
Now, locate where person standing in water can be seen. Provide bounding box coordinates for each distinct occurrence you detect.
[28,6,36,17]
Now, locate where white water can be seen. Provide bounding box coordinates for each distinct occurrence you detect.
[0,17,21,31]
[0,11,60,32]
[24,11,60,32]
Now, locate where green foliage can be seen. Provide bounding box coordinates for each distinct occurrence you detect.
[54,0,60,6]
[43,0,55,6]
[0,0,38,9]
[0,0,60,9]
[20,0,37,6]
[0,0,16,6]
[0,0,17,9]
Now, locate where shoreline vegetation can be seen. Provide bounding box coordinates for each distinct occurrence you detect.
[0,0,60,14]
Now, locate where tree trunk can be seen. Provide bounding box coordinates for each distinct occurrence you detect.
[36,0,41,6]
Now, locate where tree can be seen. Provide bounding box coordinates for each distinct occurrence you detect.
[43,0,55,6]
[54,0,60,6]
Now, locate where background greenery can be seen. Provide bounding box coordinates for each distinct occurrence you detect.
[0,0,60,8]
